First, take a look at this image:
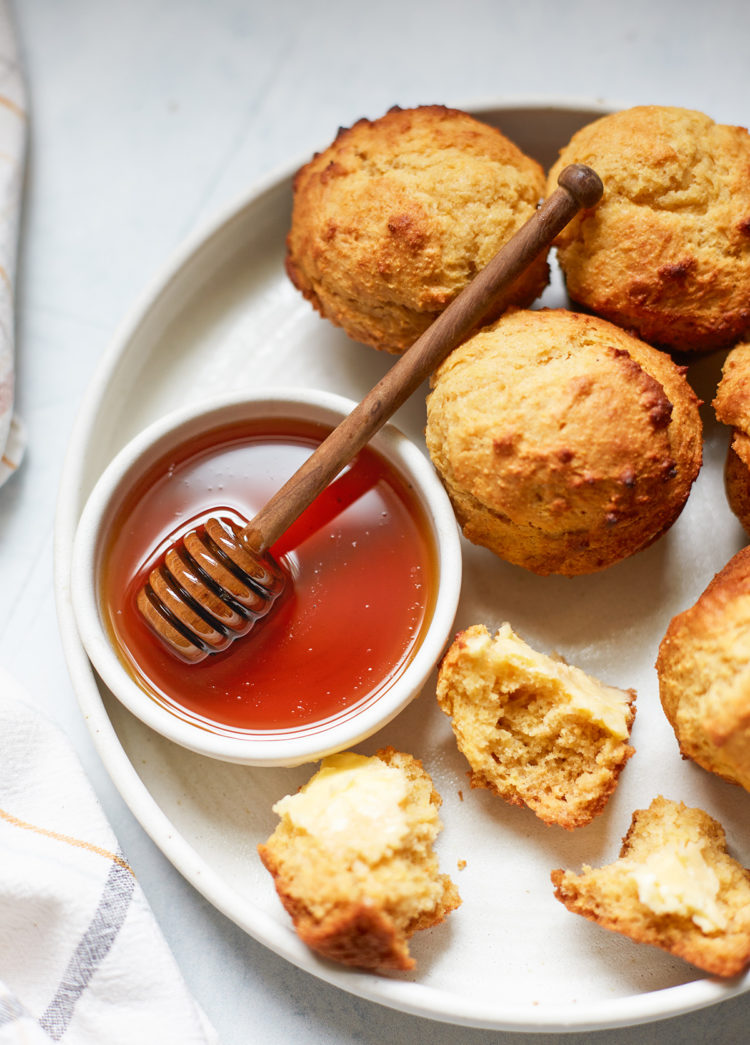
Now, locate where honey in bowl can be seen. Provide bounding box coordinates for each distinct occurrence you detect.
[100,417,438,736]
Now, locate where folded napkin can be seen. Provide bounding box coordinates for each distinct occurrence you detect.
[0,669,218,1044]
[0,1,26,487]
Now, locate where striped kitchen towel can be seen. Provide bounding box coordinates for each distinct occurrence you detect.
[0,1,26,487]
[0,669,218,1044]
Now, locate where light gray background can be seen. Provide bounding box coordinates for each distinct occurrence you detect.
[5,1,750,1042]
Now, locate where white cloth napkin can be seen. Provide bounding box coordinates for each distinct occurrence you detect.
[0,1,26,487]
[0,670,218,1044]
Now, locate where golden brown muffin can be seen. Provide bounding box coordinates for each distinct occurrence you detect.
[425,308,703,575]
[656,547,750,792]
[258,748,460,972]
[285,105,548,354]
[436,623,636,829]
[713,340,750,532]
[552,796,750,977]
[547,105,750,353]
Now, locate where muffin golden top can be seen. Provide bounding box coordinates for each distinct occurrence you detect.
[548,105,750,352]
[286,105,548,353]
[425,307,703,575]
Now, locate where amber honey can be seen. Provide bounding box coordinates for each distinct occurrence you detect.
[100,417,437,734]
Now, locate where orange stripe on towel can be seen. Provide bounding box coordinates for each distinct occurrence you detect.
[0,94,26,119]
[0,806,135,875]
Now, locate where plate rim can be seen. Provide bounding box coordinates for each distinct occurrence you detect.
[52,95,750,1032]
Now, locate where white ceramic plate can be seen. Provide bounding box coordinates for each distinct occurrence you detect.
[54,101,750,1032]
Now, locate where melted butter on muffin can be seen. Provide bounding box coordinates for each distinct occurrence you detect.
[461,623,632,740]
[259,747,460,971]
[273,753,411,863]
[619,841,727,933]
[552,797,750,977]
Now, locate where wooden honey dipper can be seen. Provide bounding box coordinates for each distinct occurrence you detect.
[137,163,603,662]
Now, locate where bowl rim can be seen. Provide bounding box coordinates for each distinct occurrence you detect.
[70,386,463,767]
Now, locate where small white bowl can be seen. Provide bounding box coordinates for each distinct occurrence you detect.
[71,388,462,767]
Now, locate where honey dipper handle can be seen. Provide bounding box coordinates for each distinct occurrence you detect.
[243,163,603,553]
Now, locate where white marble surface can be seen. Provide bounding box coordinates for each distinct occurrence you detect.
[5,1,750,1041]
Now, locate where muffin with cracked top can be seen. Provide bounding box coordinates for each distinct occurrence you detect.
[657,545,750,793]
[547,105,750,352]
[425,307,703,575]
[286,105,549,354]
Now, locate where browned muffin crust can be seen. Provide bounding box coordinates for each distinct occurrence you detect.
[425,307,703,575]
[286,105,548,353]
[713,340,750,531]
[436,623,636,829]
[547,106,750,352]
[656,546,750,792]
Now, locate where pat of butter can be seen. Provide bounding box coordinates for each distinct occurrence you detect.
[621,842,727,933]
[273,752,409,862]
[470,623,631,740]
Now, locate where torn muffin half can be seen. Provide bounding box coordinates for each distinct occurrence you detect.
[258,748,460,972]
[436,623,636,829]
[552,796,750,978]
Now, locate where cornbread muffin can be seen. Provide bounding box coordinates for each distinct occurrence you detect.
[547,105,750,352]
[713,340,750,532]
[425,308,703,575]
[656,546,750,792]
[436,623,636,829]
[285,105,549,353]
[552,796,750,977]
[258,748,460,971]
